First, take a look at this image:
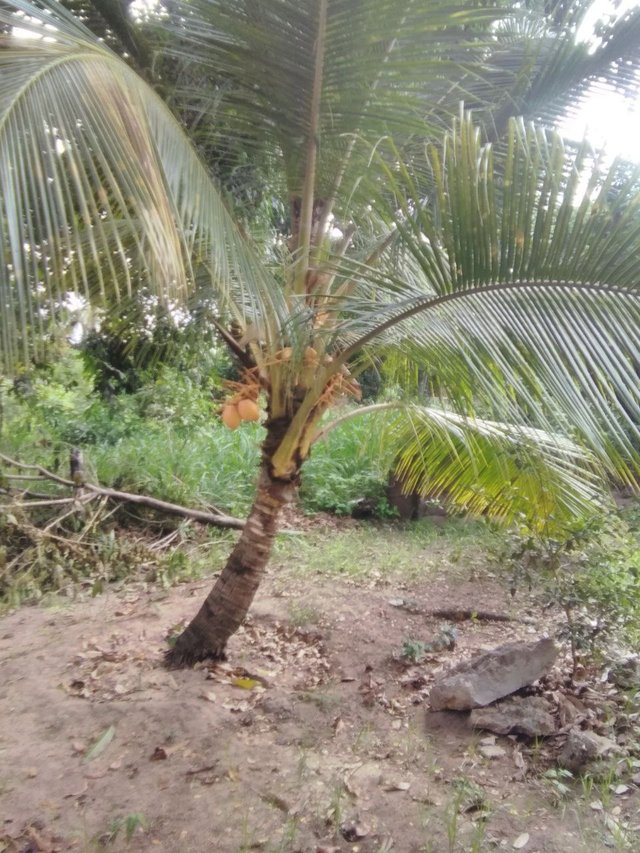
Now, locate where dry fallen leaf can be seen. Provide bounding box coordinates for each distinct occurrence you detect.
[150,747,167,761]
[512,832,530,849]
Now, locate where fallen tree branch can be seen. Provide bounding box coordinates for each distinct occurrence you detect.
[423,608,512,622]
[0,452,245,530]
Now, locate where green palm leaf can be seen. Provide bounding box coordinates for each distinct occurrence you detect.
[156,0,508,195]
[0,0,287,368]
[329,115,640,481]
[388,404,605,531]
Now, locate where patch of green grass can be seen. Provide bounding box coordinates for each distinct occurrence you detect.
[102,812,146,845]
[287,601,324,627]
[273,517,493,582]
[90,420,262,518]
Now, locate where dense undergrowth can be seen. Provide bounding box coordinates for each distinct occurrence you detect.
[0,351,394,518]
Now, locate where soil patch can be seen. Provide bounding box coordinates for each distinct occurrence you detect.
[1,540,639,852]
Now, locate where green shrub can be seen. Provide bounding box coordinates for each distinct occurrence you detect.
[300,409,396,516]
[497,509,640,667]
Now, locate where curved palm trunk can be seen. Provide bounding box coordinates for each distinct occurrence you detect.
[165,420,298,667]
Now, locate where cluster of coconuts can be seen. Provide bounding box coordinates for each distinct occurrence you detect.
[220,346,337,431]
[221,396,260,430]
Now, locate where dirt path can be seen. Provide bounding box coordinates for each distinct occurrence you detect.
[1,562,638,852]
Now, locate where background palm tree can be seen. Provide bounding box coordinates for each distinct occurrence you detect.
[2,0,640,665]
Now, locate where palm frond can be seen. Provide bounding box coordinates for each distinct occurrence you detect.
[0,0,287,369]
[479,2,640,138]
[153,0,511,203]
[326,115,640,481]
[389,404,607,532]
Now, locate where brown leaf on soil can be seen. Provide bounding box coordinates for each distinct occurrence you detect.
[62,778,88,799]
[24,827,54,853]
[258,791,290,813]
[150,747,167,761]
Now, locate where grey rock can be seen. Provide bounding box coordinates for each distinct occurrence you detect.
[470,696,556,737]
[347,762,382,796]
[558,729,620,772]
[608,657,640,690]
[429,638,557,711]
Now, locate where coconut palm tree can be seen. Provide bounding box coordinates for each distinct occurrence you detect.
[2,0,640,665]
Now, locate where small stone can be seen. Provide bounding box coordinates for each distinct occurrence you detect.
[608,657,640,690]
[259,695,295,721]
[559,730,620,773]
[383,780,411,791]
[239,711,255,727]
[512,833,530,849]
[347,763,382,796]
[341,821,368,842]
[479,744,506,760]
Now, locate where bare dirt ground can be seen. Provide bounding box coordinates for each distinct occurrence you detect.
[1,522,639,853]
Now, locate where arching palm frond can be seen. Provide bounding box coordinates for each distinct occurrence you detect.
[0,0,287,369]
[327,115,640,482]
[155,0,508,194]
[388,405,605,531]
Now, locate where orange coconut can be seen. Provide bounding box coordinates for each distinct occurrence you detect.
[237,398,260,422]
[221,403,241,430]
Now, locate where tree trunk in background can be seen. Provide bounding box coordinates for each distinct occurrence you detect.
[165,420,298,667]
